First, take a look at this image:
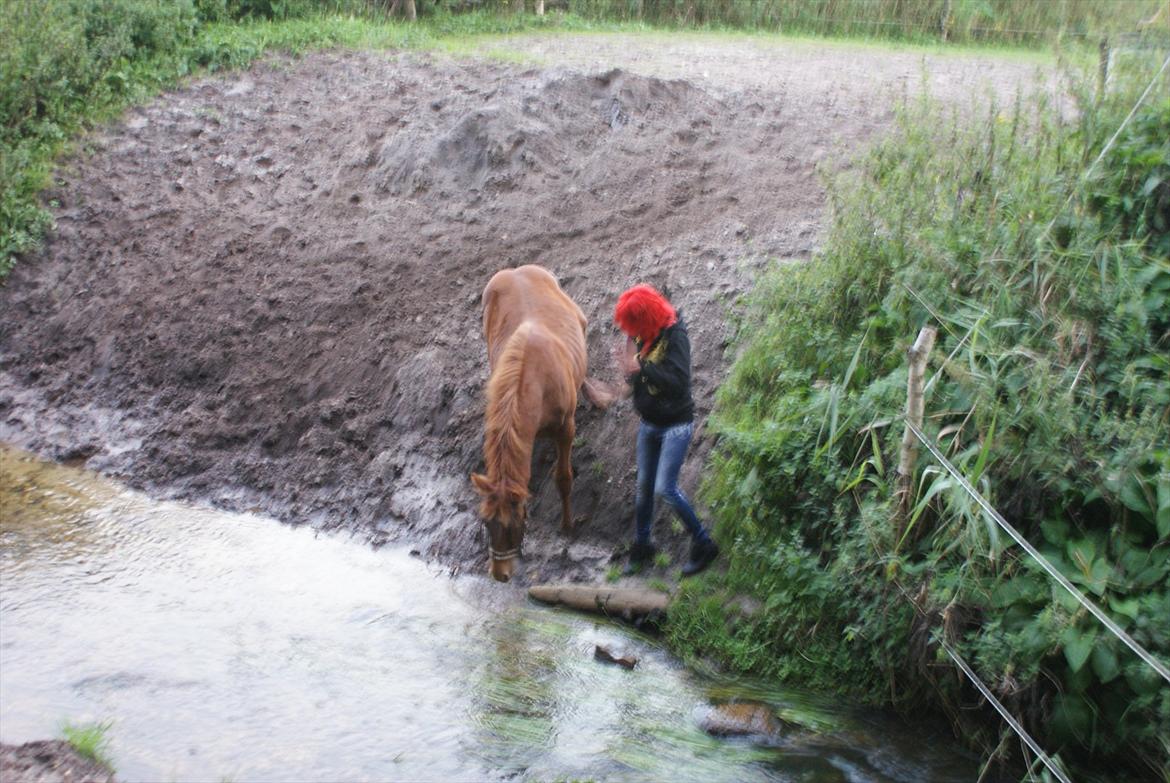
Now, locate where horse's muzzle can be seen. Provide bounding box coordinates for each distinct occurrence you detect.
[489,558,514,583]
[488,544,520,582]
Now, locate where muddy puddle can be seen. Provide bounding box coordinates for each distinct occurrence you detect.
[0,446,983,782]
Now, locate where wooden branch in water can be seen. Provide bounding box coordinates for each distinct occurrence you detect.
[528,583,670,622]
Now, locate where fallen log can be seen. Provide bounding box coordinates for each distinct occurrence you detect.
[528,583,670,623]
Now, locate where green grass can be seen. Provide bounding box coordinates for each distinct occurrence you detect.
[60,719,114,769]
[561,0,1163,45]
[646,577,671,593]
[475,24,1061,60]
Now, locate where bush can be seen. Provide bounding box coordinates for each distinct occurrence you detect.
[0,0,202,272]
[670,54,1170,781]
[0,0,198,144]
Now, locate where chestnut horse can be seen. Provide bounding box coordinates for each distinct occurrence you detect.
[471,265,610,582]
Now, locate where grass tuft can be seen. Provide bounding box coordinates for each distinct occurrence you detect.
[60,719,114,769]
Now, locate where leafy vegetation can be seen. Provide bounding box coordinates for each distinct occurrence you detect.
[668,52,1170,781]
[60,719,114,768]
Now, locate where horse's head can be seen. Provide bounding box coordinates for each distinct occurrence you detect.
[470,473,530,583]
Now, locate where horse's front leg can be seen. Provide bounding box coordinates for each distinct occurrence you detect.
[554,421,575,534]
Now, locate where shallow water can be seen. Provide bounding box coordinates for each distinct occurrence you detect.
[0,447,983,782]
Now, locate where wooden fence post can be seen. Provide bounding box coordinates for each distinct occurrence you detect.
[895,326,937,533]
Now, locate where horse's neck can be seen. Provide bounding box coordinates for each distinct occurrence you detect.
[485,326,541,489]
[485,406,536,489]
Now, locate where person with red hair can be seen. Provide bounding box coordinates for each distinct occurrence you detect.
[613,284,719,576]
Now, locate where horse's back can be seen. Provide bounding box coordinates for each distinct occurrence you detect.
[482,265,587,376]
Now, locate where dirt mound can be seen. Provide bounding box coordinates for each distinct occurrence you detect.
[374,68,699,198]
[0,49,846,581]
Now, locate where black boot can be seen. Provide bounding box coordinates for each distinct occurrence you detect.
[681,538,719,577]
[623,542,657,575]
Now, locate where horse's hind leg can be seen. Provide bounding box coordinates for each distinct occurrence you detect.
[554,422,575,534]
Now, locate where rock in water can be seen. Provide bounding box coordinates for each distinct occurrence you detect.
[699,702,785,738]
[594,644,638,669]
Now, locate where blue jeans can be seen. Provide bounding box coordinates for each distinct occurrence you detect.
[635,421,711,547]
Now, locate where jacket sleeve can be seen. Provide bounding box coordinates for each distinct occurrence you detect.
[637,323,691,396]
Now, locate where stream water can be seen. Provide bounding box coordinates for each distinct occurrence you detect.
[0,446,985,782]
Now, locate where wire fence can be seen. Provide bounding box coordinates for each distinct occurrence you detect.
[885,55,1170,776]
[939,639,1073,783]
[905,418,1170,686]
[893,416,1169,780]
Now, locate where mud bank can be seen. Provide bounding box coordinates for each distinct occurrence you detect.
[0,43,1049,583]
[0,741,115,783]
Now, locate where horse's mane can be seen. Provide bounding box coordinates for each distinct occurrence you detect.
[483,321,535,502]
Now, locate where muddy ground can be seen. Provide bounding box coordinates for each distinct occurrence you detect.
[0,741,116,783]
[0,35,1054,583]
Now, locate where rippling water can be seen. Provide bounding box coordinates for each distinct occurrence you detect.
[0,447,983,782]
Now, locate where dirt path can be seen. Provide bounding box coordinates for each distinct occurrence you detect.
[0,35,1054,583]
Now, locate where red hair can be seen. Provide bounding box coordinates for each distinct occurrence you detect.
[614,284,677,352]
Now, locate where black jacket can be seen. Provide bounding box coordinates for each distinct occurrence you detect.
[628,316,694,426]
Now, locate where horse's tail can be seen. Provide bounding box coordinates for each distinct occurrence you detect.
[582,376,623,410]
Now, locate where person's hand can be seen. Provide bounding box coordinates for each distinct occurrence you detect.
[614,335,640,376]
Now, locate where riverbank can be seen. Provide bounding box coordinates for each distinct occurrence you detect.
[0,36,1049,587]
[0,741,115,783]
